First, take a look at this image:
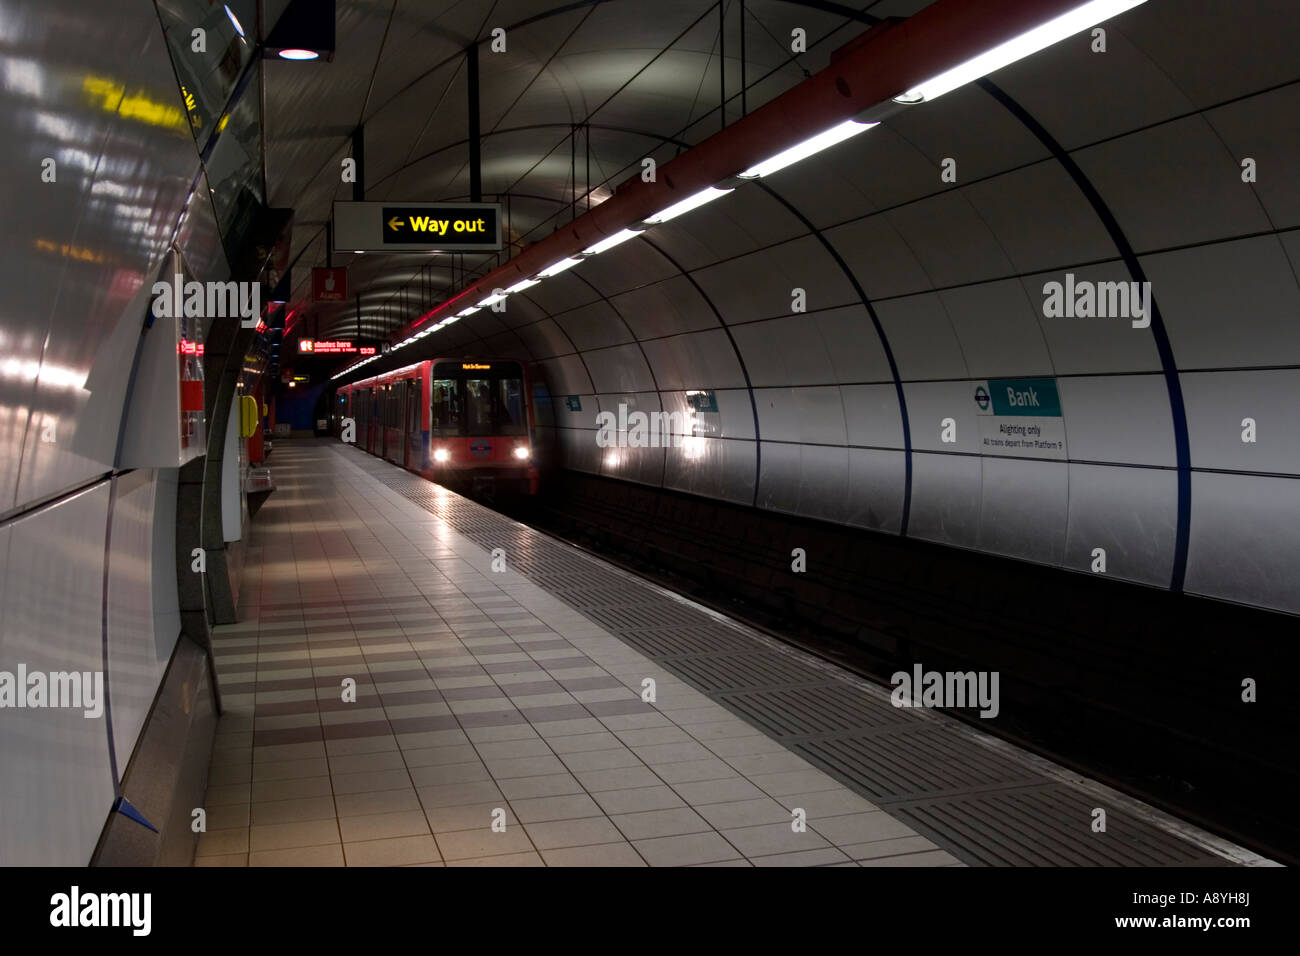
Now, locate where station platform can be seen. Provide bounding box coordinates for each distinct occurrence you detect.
[196,442,1269,867]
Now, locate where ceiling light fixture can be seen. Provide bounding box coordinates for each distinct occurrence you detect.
[538,257,582,278]
[505,278,540,293]
[737,120,877,179]
[642,186,734,224]
[894,0,1147,104]
[476,291,507,308]
[277,49,319,60]
[582,228,644,256]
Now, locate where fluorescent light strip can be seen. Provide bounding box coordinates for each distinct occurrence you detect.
[643,186,733,224]
[582,228,644,256]
[738,120,876,179]
[476,291,507,307]
[897,0,1147,103]
[505,278,540,293]
[456,306,480,317]
[538,257,582,277]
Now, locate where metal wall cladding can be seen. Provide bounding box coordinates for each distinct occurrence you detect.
[583,342,655,393]
[977,457,1069,567]
[1024,262,1165,377]
[693,235,857,326]
[1186,472,1300,615]
[376,1,1300,616]
[4,8,198,510]
[610,275,722,340]
[1143,235,1300,369]
[662,436,755,505]
[0,0,226,864]
[1182,370,1300,475]
[1056,375,1176,468]
[638,328,746,390]
[552,299,634,351]
[0,482,116,866]
[1064,463,1177,587]
[1205,83,1300,231]
[106,469,180,772]
[1076,115,1273,253]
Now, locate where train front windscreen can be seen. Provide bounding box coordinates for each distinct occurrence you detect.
[431,361,527,438]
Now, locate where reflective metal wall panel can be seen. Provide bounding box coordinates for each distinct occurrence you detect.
[1141,236,1300,368]
[552,300,634,351]
[1074,115,1273,252]
[825,215,933,301]
[795,444,850,524]
[963,162,1116,273]
[537,355,593,396]
[885,189,1015,290]
[1182,370,1300,474]
[940,280,1055,380]
[907,451,983,550]
[1056,375,1176,467]
[639,329,746,390]
[583,343,655,393]
[0,482,115,866]
[977,457,1069,566]
[845,449,905,534]
[904,381,982,455]
[9,7,199,508]
[106,469,164,771]
[1186,472,1300,615]
[692,236,857,324]
[612,275,723,340]
[515,318,574,359]
[733,315,838,387]
[1205,83,1300,230]
[1064,463,1177,587]
[841,384,904,449]
[814,307,894,384]
[1024,263,1164,376]
[876,293,969,380]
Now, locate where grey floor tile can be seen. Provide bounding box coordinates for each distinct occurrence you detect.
[610,808,713,841]
[632,832,743,867]
[540,843,647,867]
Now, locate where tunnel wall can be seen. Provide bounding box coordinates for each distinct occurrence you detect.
[439,0,1300,617]
[0,1,231,865]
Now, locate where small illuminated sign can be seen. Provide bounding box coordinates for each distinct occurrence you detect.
[462,363,491,370]
[299,340,357,354]
[359,347,377,356]
[333,201,503,254]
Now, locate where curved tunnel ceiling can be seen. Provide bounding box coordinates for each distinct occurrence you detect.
[266,0,1300,616]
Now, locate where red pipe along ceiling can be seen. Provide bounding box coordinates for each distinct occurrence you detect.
[393,0,1093,342]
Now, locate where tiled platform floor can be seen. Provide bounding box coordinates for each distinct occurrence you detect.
[196,443,963,867]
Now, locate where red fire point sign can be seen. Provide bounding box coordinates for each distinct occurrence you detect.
[312,267,348,302]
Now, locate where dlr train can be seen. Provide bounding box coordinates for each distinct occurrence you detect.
[335,357,541,494]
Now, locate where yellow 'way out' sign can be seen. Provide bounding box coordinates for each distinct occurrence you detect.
[332,201,503,253]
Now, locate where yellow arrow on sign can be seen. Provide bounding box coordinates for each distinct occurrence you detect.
[387,216,403,231]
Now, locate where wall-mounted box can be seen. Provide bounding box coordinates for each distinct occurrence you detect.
[120,250,208,468]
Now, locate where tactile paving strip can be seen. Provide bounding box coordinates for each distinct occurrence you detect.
[346,448,1227,867]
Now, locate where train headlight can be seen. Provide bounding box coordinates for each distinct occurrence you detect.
[434,448,450,463]
[512,446,530,460]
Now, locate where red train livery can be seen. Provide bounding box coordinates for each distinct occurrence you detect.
[336,357,540,494]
